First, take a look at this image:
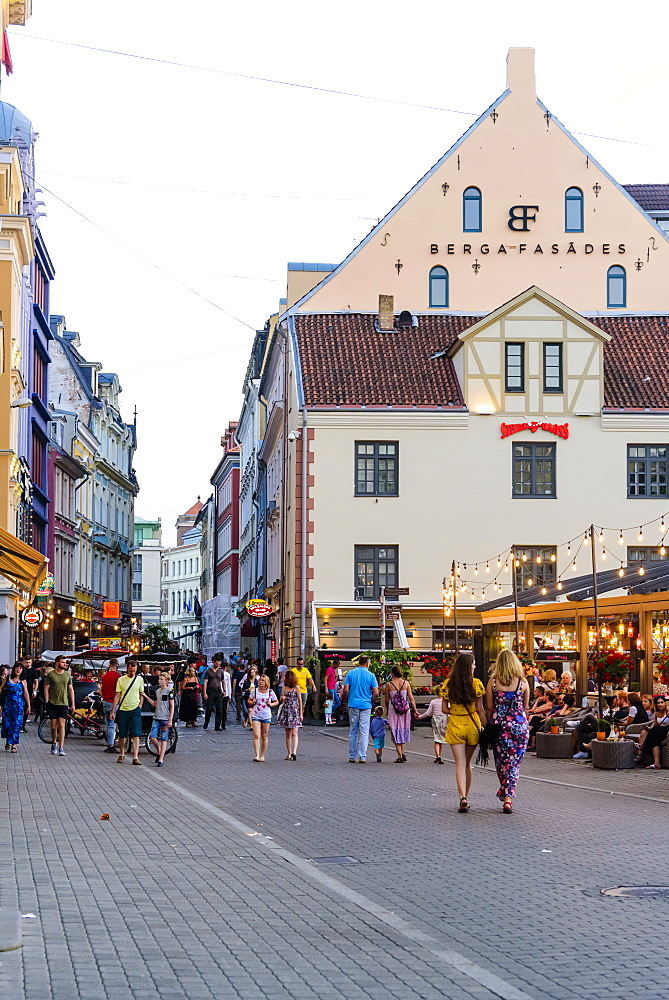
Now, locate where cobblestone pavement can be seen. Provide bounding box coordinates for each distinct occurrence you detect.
[1,717,667,1000]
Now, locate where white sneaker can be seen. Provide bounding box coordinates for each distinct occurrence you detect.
[58,748,65,756]
[51,743,57,755]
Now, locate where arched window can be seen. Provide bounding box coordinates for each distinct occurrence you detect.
[463,187,482,232]
[429,266,449,307]
[607,265,626,308]
[565,187,583,232]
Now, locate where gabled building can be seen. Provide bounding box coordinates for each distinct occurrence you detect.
[241,48,669,693]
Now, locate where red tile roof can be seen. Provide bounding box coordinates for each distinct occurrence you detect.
[623,184,669,212]
[594,315,669,409]
[295,312,669,411]
[295,313,470,407]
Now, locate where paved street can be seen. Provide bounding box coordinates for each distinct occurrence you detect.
[2,719,668,1000]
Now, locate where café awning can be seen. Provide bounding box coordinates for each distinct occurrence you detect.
[0,526,48,598]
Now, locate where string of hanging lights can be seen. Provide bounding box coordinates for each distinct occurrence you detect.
[447,508,669,603]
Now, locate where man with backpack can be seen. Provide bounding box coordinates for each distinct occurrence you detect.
[342,656,379,764]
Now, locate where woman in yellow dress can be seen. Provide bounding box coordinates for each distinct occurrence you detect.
[441,651,486,812]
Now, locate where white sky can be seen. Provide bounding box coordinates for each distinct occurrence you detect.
[3,0,669,544]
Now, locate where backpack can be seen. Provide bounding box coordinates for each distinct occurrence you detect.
[390,682,409,715]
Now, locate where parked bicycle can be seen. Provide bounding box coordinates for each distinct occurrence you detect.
[38,692,106,743]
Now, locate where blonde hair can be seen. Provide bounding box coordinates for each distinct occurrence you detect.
[542,668,556,683]
[492,650,525,686]
[257,674,270,690]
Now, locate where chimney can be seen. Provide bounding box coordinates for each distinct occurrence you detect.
[378,294,395,332]
[506,47,536,101]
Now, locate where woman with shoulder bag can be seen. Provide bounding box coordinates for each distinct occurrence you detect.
[484,650,530,814]
[442,652,486,813]
[384,665,417,763]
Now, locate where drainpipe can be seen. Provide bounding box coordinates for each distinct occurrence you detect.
[300,406,308,658]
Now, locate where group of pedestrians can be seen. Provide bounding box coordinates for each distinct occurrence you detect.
[343,651,530,813]
[3,648,532,809]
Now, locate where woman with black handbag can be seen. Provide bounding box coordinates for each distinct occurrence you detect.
[441,652,486,813]
[484,650,530,814]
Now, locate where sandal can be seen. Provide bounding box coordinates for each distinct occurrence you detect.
[11,746,17,753]
[646,763,661,769]
[503,801,513,814]
[458,797,470,813]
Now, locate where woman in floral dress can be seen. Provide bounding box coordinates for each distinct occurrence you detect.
[485,650,530,813]
[277,669,303,760]
[1,664,31,752]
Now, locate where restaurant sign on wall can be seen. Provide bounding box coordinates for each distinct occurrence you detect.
[500,421,569,440]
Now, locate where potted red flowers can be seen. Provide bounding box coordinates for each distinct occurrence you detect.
[592,650,633,685]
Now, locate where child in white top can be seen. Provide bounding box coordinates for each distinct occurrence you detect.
[417,695,449,763]
[324,697,334,725]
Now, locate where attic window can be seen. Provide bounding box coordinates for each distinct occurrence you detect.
[429,266,449,308]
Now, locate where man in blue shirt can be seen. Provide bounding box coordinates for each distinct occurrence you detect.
[343,656,379,763]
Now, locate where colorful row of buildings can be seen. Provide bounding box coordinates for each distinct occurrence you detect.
[0,7,139,661]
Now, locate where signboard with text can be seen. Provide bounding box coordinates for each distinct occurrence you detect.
[102,601,121,619]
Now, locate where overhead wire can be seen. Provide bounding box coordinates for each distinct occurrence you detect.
[10,31,665,150]
[39,181,258,332]
[38,169,381,203]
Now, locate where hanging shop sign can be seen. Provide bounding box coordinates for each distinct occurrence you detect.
[21,606,45,628]
[500,421,569,440]
[246,599,274,618]
[36,573,54,598]
[102,601,121,619]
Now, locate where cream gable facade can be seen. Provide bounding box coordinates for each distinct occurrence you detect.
[289,49,668,318]
[241,48,669,692]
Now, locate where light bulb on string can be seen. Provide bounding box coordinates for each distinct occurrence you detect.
[601,548,607,560]
[474,567,479,575]
[662,519,667,534]
[496,557,501,568]
[521,553,527,562]
[639,566,645,576]
[527,577,533,587]
[584,531,589,546]
[485,562,490,573]
[662,546,667,556]
[638,527,644,542]
[557,580,563,590]
[541,586,547,595]
[572,560,577,572]
[619,530,624,545]
[550,553,556,562]
[504,562,509,572]
[618,566,624,577]
[536,555,542,564]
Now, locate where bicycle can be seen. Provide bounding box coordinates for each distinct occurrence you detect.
[144,724,178,757]
[38,693,106,743]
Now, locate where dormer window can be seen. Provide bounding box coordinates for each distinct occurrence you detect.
[505,342,525,392]
[565,187,583,232]
[543,343,563,393]
[463,187,482,232]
